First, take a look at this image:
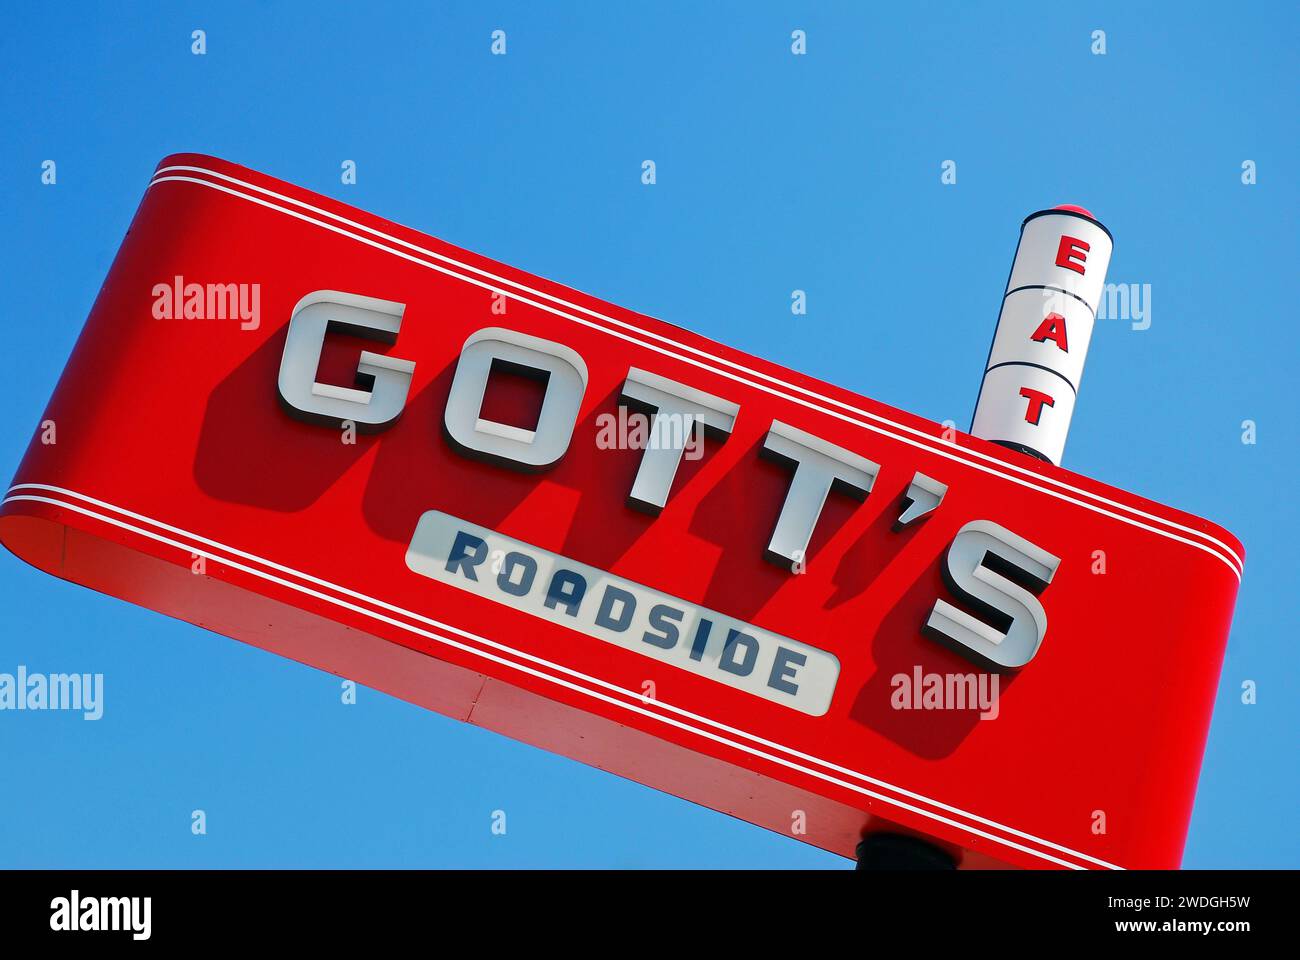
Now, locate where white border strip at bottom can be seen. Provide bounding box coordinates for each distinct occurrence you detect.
[3,482,1123,871]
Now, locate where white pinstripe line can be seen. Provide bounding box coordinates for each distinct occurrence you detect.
[4,483,1123,870]
[146,164,1244,579]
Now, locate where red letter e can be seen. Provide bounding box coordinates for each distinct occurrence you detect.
[1055,236,1090,275]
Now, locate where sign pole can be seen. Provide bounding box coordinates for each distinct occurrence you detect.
[856,834,957,870]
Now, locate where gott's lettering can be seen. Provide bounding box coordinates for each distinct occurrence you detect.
[277,291,1062,679]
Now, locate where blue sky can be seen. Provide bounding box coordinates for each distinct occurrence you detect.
[0,2,1294,868]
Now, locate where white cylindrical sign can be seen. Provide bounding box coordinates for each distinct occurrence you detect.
[970,206,1113,465]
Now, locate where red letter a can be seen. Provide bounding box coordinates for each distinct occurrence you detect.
[1030,312,1069,352]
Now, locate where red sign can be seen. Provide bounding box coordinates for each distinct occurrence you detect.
[0,155,1243,868]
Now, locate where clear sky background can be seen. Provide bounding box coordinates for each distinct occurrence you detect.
[0,2,1294,868]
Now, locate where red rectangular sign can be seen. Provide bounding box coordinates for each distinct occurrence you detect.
[1,155,1243,868]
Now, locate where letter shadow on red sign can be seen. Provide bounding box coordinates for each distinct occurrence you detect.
[849,554,1019,761]
[355,359,557,545]
[824,475,915,611]
[193,331,388,511]
[557,385,695,571]
[685,436,838,623]
[360,377,652,575]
